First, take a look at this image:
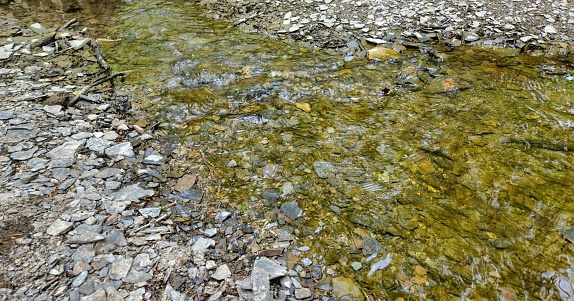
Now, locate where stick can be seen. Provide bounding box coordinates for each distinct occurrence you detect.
[128,213,170,235]
[90,39,111,74]
[67,72,125,107]
[58,18,77,31]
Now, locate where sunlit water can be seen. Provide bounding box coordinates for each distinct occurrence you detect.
[16,0,574,299]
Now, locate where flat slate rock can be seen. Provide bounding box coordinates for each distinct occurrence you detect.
[46,219,74,235]
[112,184,154,202]
[10,146,37,161]
[280,201,303,220]
[46,139,85,168]
[253,257,287,280]
[105,142,135,159]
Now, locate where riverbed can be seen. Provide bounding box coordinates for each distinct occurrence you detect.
[3,0,574,299]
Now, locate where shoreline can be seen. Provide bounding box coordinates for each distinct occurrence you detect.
[199,0,574,55]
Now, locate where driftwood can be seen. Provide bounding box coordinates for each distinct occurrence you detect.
[58,18,77,31]
[30,33,55,49]
[67,72,125,107]
[90,39,111,74]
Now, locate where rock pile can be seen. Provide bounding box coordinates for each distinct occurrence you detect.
[201,0,574,53]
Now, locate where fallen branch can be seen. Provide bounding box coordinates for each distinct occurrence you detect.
[67,72,125,107]
[58,18,77,31]
[30,33,55,49]
[128,213,171,235]
[90,39,111,74]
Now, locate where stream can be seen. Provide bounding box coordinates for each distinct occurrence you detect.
[4,0,574,299]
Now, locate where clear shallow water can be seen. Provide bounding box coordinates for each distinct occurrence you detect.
[94,0,574,299]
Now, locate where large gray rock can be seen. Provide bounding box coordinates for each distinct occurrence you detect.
[253,257,287,280]
[191,237,216,251]
[46,139,85,167]
[109,256,133,280]
[85,137,112,154]
[112,184,154,202]
[280,201,303,220]
[46,219,74,235]
[105,142,135,159]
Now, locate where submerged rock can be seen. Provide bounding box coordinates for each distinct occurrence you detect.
[367,47,399,60]
[332,277,364,301]
[280,201,303,220]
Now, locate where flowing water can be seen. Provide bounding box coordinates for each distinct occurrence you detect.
[7,0,574,299]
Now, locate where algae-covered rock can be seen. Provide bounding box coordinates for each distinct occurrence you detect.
[332,277,364,301]
[367,46,399,60]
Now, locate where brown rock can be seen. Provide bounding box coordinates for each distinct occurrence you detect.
[174,174,197,192]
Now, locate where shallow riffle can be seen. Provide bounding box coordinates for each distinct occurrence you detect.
[96,0,574,299]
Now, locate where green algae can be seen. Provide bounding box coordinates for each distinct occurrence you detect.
[101,0,574,299]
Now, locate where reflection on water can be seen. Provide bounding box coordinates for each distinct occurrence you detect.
[92,0,574,299]
[0,0,120,36]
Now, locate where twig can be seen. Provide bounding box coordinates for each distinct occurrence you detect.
[90,39,110,74]
[128,213,171,235]
[39,277,59,291]
[58,18,77,31]
[67,72,125,107]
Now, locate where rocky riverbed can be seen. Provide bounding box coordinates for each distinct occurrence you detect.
[200,0,574,54]
[0,19,342,301]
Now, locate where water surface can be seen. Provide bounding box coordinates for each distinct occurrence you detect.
[75,0,574,299]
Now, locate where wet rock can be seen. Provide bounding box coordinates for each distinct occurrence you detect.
[280,201,303,220]
[493,238,513,249]
[563,227,574,243]
[367,47,399,60]
[351,262,362,271]
[313,161,337,179]
[174,174,196,192]
[262,188,280,203]
[180,188,203,202]
[332,277,364,301]
[367,254,391,276]
[363,237,384,255]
